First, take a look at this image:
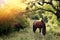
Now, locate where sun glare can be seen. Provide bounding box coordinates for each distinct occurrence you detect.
[0,0,8,7]
[0,0,28,19]
[0,0,35,20]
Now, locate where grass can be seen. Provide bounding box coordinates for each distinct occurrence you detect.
[0,20,60,40]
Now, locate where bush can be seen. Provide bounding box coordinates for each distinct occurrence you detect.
[0,17,14,35]
[0,14,30,35]
[16,14,30,28]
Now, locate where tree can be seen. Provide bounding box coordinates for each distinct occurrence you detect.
[26,0,60,19]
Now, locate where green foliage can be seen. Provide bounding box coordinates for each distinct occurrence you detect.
[15,14,30,28]
[0,14,30,35]
[0,16,15,35]
[26,10,45,20]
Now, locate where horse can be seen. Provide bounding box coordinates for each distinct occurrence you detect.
[14,22,24,31]
[33,20,46,36]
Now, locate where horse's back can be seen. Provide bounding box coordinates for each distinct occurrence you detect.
[33,20,43,28]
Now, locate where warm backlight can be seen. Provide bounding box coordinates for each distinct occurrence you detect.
[0,0,35,20]
[0,0,28,20]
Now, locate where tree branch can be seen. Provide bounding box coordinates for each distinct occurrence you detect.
[22,8,56,15]
[36,0,58,11]
[44,2,57,11]
[32,8,55,14]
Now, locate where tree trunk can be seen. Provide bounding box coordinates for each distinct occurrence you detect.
[55,10,60,19]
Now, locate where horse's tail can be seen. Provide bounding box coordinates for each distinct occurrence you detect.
[42,25,46,36]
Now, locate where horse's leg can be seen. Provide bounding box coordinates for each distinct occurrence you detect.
[20,25,24,29]
[39,28,41,33]
[16,27,20,31]
[42,26,46,36]
[33,25,37,33]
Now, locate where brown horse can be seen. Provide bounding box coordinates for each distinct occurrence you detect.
[33,20,46,36]
[14,22,24,31]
